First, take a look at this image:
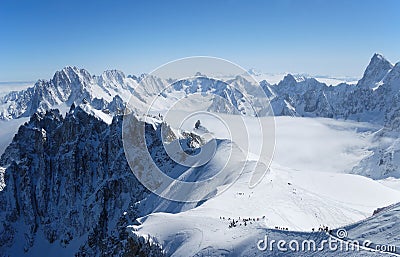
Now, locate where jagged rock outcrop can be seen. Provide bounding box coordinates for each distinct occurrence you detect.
[0,107,165,256]
[357,53,394,89]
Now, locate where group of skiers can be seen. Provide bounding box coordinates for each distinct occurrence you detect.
[219,216,332,233]
[219,216,266,228]
[312,225,331,233]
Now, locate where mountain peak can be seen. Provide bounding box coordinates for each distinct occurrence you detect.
[61,66,90,79]
[357,53,393,89]
[102,69,126,78]
[372,53,386,60]
[52,66,92,86]
[100,70,126,86]
[370,53,392,68]
[62,65,79,72]
[280,74,297,85]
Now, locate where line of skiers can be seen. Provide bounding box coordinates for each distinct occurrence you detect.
[220,216,332,233]
[220,216,266,228]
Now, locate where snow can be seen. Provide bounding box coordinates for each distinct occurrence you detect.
[80,103,113,124]
[378,177,400,191]
[338,202,400,255]
[130,114,400,256]
[132,164,400,256]
[1,59,400,255]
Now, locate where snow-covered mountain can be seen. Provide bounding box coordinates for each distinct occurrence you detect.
[1,53,400,256]
[2,105,400,256]
[0,67,135,120]
[357,53,394,90]
[0,103,261,256]
[265,54,393,119]
[0,67,271,120]
[2,53,399,126]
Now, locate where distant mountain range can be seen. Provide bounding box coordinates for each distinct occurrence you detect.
[2,53,400,181]
[1,53,399,127]
[1,53,400,256]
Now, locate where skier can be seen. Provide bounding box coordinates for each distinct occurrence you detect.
[195,120,201,129]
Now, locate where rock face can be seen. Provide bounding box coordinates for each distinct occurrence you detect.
[0,107,165,256]
[357,53,394,89]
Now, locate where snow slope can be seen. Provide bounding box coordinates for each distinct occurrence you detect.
[132,164,400,256]
[131,114,400,256]
[132,203,400,256]
[339,202,400,255]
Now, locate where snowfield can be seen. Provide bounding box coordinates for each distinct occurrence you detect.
[130,114,400,256]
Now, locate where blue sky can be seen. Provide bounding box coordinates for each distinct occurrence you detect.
[1,0,399,81]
